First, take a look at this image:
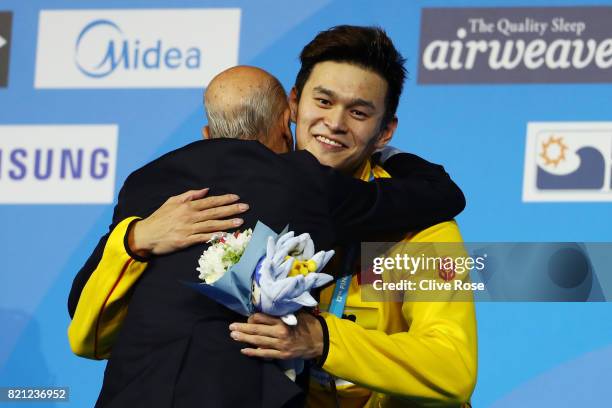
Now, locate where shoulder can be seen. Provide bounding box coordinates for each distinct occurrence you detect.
[280,150,330,175]
[408,221,464,243]
[133,139,273,170]
[123,139,271,180]
[378,152,443,175]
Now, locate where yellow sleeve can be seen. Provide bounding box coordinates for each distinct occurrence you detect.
[68,217,148,360]
[321,222,478,406]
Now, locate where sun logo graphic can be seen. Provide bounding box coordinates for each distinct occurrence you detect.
[539,136,568,167]
[523,122,612,201]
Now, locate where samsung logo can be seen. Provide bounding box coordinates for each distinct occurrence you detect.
[0,147,111,181]
[0,125,118,204]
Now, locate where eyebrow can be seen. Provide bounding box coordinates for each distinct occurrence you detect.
[313,86,376,111]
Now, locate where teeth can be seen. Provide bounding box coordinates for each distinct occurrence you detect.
[316,136,343,147]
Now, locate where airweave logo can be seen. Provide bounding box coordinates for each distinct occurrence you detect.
[0,11,12,87]
[418,7,612,84]
[35,9,241,88]
[0,125,118,204]
[523,122,612,202]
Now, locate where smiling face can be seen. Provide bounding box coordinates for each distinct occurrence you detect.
[290,61,397,173]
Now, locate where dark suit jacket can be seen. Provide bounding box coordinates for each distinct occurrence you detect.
[68,139,464,408]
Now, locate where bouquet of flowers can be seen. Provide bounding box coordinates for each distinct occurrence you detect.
[187,221,334,326]
[186,222,334,380]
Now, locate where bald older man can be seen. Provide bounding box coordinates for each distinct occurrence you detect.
[68,66,464,408]
[201,66,293,153]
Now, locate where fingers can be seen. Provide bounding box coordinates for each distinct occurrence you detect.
[193,218,244,233]
[190,193,241,211]
[229,319,293,358]
[173,188,209,203]
[248,313,284,325]
[185,220,242,243]
[230,313,319,361]
[240,348,289,360]
[230,319,289,338]
[230,330,278,346]
[194,203,249,224]
[184,232,221,247]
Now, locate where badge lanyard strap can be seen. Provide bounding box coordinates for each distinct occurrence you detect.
[327,168,376,318]
[312,167,376,402]
[328,275,351,317]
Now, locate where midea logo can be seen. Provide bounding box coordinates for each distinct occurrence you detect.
[74,19,202,78]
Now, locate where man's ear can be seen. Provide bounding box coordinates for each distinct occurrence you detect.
[281,107,294,151]
[375,116,398,149]
[288,87,299,123]
[202,125,211,140]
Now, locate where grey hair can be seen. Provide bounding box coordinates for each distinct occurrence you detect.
[206,77,286,141]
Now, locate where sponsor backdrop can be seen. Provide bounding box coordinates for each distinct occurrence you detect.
[1,0,611,406]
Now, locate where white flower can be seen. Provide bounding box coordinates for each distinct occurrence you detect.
[196,229,252,284]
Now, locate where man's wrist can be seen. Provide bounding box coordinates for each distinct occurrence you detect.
[313,314,330,367]
[311,320,324,360]
[126,219,152,260]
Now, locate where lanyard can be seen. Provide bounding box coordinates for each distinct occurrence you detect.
[328,275,351,317]
[326,167,376,318]
[311,167,376,393]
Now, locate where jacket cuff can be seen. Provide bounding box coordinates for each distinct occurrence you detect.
[314,314,330,368]
[123,218,149,262]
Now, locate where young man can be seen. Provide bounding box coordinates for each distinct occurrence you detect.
[230,26,477,407]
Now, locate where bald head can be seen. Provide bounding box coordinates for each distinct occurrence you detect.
[204,66,292,152]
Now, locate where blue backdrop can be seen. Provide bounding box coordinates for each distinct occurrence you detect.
[1,0,611,407]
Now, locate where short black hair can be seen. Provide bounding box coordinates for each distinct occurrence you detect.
[295,25,406,128]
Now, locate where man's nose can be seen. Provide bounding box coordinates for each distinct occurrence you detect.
[324,107,348,134]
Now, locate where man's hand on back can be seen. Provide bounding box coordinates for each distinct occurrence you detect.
[128,188,249,258]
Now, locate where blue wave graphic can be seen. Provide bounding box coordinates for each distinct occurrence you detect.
[537,147,605,190]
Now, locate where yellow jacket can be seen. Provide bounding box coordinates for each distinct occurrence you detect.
[68,162,477,407]
[305,163,477,408]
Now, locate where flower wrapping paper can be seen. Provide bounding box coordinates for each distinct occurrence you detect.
[184,221,286,316]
